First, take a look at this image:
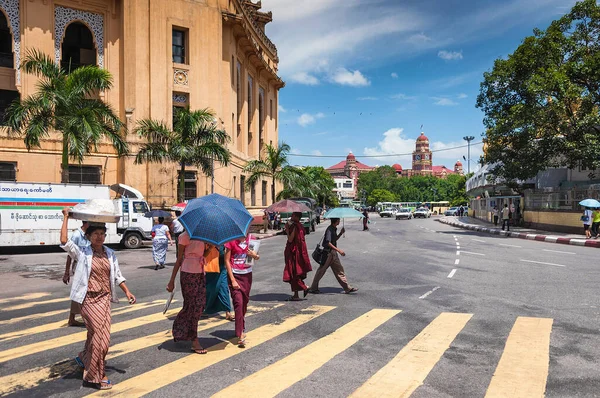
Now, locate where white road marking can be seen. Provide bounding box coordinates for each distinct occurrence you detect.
[499,243,521,248]
[419,286,440,299]
[456,251,460,255]
[455,259,460,265]
[460,251,485,256]
[472,239,486,243]
[456,246,461,250]
[520,259,566,268]
[543,249,575,255]
[453,235,457,238]
[447,269,457,278]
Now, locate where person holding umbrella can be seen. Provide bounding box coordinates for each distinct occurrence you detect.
[151,216,173,270]
[283,212,312,301]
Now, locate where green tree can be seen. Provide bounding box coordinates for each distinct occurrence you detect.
[477,0,600,183]
[243,142,303,203]
[367,188,395,206]
[5,49,128,182]
[134,107,230,202]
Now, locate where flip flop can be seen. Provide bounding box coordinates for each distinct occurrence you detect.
[286,296,302,301]
[99,380,112,390]
[191,346,208,354]
[74,356,85,369]
[346,287,359,294]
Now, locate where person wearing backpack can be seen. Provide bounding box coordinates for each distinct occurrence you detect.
[582,207,593,239]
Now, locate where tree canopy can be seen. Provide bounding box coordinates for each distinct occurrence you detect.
[477,0,600,183]
[278,166,338,206]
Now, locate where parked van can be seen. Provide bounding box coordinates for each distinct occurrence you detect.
[280,197,317,234]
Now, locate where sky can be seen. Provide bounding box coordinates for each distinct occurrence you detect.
[260,0,578,172]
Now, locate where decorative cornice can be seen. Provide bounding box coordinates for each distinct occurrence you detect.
[233,0,277,58]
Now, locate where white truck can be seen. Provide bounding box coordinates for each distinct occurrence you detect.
[0,182,154,248]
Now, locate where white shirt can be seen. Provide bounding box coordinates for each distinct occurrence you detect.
[171,218,184,234]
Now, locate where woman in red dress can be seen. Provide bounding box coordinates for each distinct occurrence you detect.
[283,212,312,301]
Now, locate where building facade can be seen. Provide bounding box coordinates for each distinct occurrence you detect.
[0,0,283,208]
[326,152,374,199]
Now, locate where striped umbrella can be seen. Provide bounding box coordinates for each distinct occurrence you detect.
[178,194,253,245]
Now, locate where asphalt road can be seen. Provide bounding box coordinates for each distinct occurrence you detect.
[0,215,599,397]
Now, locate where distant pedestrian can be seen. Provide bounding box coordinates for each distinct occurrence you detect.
[492,207,499,226]
[459,206,464,217]
[501,204,510,231]
[362,209,369,231]
[283,212,312,301]
[275,212,281,230]
[308,218,358,294]
[170,210,185,257]
[592,208,600,238]
[262,211,269,233]
[62,220,89,327]
[582,207,593,239]
[152,217,173,270]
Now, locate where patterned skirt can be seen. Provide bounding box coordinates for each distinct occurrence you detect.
[152,238,168,265]
[173,272,206,342]
[80,292,111,383]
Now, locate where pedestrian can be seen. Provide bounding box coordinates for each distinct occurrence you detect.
[224,234,259,347]
[262,210,269,233]
[62,220,89,327]
[203,244,234,321]
[362,209,369,231]
[492,206,499,226]
[592,207,600,238]
[152,217,173,270]
[167,231,208,354]
[170,210,185,257]
[308,218,358,294]
[582,207,593,239]
[59,209,136,391]
[275,212,281,230]
[283,212,312,301]
[459,206,464,217]
[501,204,511,231]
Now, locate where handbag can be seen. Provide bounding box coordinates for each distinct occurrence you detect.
[581,214,590,222]
[311,234,328,266]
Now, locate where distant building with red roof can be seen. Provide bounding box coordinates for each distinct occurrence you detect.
[326,152,374,199]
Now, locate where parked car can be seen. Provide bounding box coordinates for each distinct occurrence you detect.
[379,207,397,218]
[395,208,413,220]
[414,207,432,218]
[444,207,459,216]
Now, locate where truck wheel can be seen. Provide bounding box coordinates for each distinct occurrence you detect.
[311,221,316,232]
[122,232,143,249]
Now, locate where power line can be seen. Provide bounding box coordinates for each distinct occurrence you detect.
[287,141,484,158]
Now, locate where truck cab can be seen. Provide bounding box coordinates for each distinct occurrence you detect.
[110,184,154,249]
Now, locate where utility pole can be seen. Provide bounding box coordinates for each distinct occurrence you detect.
[463,135,475,174]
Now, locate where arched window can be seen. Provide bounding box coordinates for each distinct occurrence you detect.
[61,22,96,72]
[0,11,13,68]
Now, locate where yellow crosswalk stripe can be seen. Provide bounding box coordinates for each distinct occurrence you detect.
[0,309,67,326]
[350,312,473,398]
[0,305,280,396]
[87,305,336,397]
[214,308,401,398]
[0,292,51,305]
[485,317,553,398]
[1,297,71,312]
[0,300,169,342]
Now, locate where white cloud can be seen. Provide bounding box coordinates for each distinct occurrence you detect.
[313,131,328,136]
[407,33,433,44]
[391,93,416,100]
[330,68,370,86]
[391,72,398,79]
[457,93,468,99]
[363,128,416,168]
[431,140,484,171]
[432,97,459,106]
[438,50,463,61]
[278,105,287,113]
[290,148,302,155]
[311,150,323,156]
[357,96,378,101]
[297,112,325,127]
[289,72,320,85]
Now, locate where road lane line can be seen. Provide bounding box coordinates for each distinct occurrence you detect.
[520,259,566,268]
[0,309,67,326]
[455,259,460,265]
[1,297,71,312]
[460,251,485,256]
[87,305,336,398]
[419,286,440,299]
[456,251,460,255]
[485,317,553,398]
[350,312,473,398]
[447,269,457,278]
[543,249,575,255]
[457,246,461,250]
[0,305,281,396]
[0,300,168,343]
[472,239,486,243]
[213,309,401,398]
[499,243,521,248]
[0,292,51,304]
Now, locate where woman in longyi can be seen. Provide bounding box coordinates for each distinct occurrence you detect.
[59,208,136,391]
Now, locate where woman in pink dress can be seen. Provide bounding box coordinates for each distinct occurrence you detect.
[166,231,207,354]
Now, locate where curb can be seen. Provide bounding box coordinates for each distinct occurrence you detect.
[437,217,600,248]
[254,231,282,240]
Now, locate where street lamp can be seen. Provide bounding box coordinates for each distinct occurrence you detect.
[463,135,475,174]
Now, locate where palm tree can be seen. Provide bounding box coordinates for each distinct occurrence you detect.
[5,49,128,183]
[134,107,230,202]
[244,142,304,203]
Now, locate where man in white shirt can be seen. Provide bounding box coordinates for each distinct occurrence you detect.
[170,210,185,256]
[501,204,511,231]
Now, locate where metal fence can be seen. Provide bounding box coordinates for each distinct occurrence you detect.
[524,189,600,211]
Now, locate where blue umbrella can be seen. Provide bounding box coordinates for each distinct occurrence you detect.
[323,207,365,219]
[144,209,173,218]
[178,194,253,245]
[579,199,600,208]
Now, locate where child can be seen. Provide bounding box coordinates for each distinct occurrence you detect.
[224,234,259,347]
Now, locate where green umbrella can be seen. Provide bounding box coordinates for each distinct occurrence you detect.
[323,207,365,237]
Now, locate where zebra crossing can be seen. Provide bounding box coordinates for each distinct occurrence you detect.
[0,292,553,397]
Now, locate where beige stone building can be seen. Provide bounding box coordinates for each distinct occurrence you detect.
[0,0,283,208]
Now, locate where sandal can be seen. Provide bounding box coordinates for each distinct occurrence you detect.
[100,379,112,390]
[286,296,302,301]
[346,287,359,294]
[225,313,235,321]
[237,335,246,348]
[191,347,208,354]
[74,356,85,369]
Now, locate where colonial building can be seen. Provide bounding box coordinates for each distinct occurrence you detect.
[392,132,463,179]
[326,152,374,199]
[0,0,283,208]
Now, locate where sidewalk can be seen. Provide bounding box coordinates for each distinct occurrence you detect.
[437,216,600,248]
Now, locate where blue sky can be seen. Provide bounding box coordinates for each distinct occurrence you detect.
[261,0,577,171]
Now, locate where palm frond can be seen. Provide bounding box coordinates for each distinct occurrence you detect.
[135,143,173,164]
[20,49,63,81]
[66,66,114,96]
[133,119,173,145]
